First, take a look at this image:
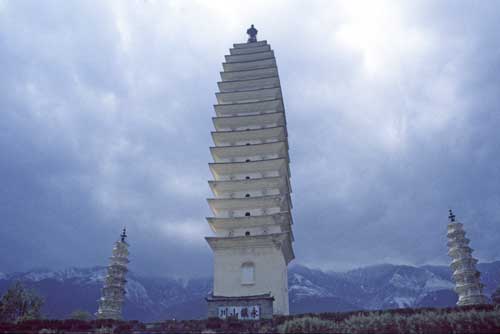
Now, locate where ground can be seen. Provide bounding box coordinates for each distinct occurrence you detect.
[1,305,499,333]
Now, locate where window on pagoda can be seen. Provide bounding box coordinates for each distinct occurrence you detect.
[241,262,255,285]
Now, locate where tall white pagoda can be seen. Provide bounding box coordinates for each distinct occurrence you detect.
[205,25,294,319]
[96,228,130,320]
[446,210,488,306]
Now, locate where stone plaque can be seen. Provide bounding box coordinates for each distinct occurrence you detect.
[218,305,260,320]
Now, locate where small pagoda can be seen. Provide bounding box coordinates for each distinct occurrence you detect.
[446,210,488,306]
[96,228,130,320]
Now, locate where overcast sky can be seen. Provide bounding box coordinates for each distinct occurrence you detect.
[1,0,500,278]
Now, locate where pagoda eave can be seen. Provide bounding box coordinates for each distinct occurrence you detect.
[216,86,281,105]
[225,50,274,63]
[207,213,294,238]
[217,75,280,93]
[208,176,289,195]
[211,126,286,146]
[214,98,283,117]
[206,232,294,264]
[222,58,276,73]
[229,44,270,55]
[207,194,291,212]
[220,66,279,85]
[209,158,289,179]
[212,112,286,131]
[210,141,288,162]
[233,40,268,48]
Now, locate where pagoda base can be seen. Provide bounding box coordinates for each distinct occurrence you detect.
[206,293,274,320]
[457,294,490,306]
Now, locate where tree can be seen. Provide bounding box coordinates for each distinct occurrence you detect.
[69,309,93,321]
[0,281,43,323]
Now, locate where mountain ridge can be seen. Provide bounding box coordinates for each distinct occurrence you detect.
[0,261,498,322]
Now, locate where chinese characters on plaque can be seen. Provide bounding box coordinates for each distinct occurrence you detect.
[218,306,260,320]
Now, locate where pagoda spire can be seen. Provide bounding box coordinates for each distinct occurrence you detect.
[446,209,488,306]
[96,229,130,320]
[247,24,258,43]
[121,227,127,242]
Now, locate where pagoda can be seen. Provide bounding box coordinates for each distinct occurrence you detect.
[446,210,488,306]
[96,228,130,320]
[205,25,294,319]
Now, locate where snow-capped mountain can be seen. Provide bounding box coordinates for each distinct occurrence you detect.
[1,262,499,321]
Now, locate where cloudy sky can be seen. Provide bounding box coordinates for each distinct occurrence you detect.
[1,0,500,278]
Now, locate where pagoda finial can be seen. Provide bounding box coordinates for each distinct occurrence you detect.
[247,24,258,43]
[448,209,456,222]
[121,227,127,242]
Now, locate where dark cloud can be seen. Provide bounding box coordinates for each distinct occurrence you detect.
[1,0,499,277]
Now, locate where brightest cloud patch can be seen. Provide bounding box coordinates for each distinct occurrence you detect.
[335,1,430,76]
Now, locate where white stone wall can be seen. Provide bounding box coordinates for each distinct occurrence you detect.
[213,244,289,315]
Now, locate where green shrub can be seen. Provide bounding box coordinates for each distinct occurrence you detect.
[278,307,500,334]
[0,281,43,323]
